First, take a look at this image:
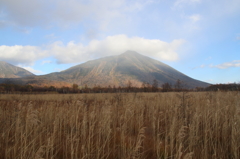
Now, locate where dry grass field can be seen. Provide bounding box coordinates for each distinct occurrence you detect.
[0,92,240,159]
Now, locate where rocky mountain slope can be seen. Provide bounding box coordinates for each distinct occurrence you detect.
[0,61,34,78]
[41,51,209,88]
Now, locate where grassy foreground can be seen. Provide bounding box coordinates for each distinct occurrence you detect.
[0,92,240,159]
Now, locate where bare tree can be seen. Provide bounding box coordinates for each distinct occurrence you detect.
[72,83,78,93]
[127,80,132,92]
[152,79,159,92]
[162,82,172,92]
[174,79,183,92]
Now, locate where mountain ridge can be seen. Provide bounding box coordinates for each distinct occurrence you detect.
[0,51,210,88]
[41,51,209,88]
[0,61,71,88]
[0,61,35,78]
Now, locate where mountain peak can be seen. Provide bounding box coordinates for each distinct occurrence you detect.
[0,61,35,78]
[0,61,7,65]
[120,50,141,56]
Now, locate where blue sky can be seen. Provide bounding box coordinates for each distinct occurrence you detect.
[0,0,240,84]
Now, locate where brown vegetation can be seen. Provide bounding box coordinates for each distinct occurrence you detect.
[0,92,240,158]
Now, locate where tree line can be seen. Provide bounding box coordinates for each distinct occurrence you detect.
[0,80,239,94]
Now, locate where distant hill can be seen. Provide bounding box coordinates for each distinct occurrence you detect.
[0,61,35,78]
[0,76,72,88]
[41,51,210,88]
[0,61,71,88]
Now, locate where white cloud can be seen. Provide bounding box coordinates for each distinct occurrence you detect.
[54,68,65,72]
[189,14,201,23]
[184,14,202,31]
[17,65,44,75]
[206,79,213,82]
[0,35,185,65]
[195,60,240,69]
[45,33,57,40]
[192,64,206,69]
[0,0,152,29]
[217,0,240,16]
[49,35,185,63]
[210,60,240,69]
[0,45,47,65]
[41,60,52,65]
[173,0,201,8]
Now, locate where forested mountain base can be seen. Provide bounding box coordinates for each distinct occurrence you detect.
[0,92,240,159]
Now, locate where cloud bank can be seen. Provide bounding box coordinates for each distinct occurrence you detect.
[51,35,185,63]
[0,45,47,65]
[0,35,185,65]
[0,0,151,29]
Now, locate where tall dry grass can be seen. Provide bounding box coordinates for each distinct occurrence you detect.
[0,92,239,159]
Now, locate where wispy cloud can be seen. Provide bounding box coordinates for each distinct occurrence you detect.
[192,64,206,69]
[17,65,44,75]
[173,0,201,8]
[210,60,240,69]
[205,56,212,60]
[54,68,64,72]
[194,60,240,69]
[41,60,52,65]
[45,33,57,40]
[189,14,201,23]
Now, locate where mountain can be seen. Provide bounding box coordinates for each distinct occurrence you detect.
[0,76,72,88]
[0,61,35,78]
[41,51,209,88]
[0,61,71,88]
